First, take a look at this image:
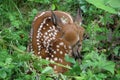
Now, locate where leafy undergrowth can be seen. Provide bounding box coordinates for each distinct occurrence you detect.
[0,0,120,80]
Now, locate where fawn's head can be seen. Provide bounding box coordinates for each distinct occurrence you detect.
[51,9,85,59]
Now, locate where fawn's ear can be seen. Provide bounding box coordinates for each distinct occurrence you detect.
[76,8,84,41]
[75,8,82,26]
[51,11,63,30]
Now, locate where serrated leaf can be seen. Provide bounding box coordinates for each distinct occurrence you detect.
[113,46,120,56]
[5,58,12,64]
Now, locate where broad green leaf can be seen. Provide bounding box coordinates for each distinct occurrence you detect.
[85,0,117,14]
[101,61,115,74]
[65,55,76,64]
[41,66,53,74]
[108,0,120,8]
[51,4,56,10]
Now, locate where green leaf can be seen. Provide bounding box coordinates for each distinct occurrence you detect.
[51,4,56,10]
[85,0,117,14]
[32,9,38,15]
[113,46,120,56]
[65,54,76,64]
[108,0,120,8]
[96,73,107,79]
[0,62,4,67]
[5,58,12,64]
[0,70,7,79]
[46,78,53,80]
[18,45,26,51]
[59,73,67,80]
[74,76,85,80]
[101,61,115,74]
[41,66,53,74]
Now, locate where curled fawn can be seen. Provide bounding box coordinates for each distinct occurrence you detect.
[27,10,84,73]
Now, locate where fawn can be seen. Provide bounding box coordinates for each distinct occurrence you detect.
[27,9,84,73]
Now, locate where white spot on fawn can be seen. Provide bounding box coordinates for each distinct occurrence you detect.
[44,32,48,35]
[51,55,54,58]
[38,52,40,54]
[37,42,40,45]
[46,57,49,60]
[56,45,60,48]
[43,27,46,30]
[54,57,58,61]
[48,17,51,19]
[57,49,59,51]
[54,51,56,54]
[46,24,49,26]
[54,65,56,69]
[38,12,45,17]
[36,36,39,39]
[59,58,63,63]
[60,51,63,54]
[64,45,67,49]
[68,46,71,49]
[41,39,43,41]
[36,39,39,42]
[59,42,64,46]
